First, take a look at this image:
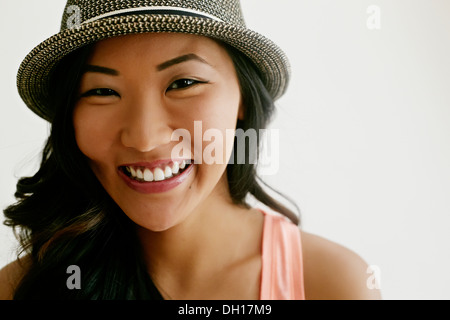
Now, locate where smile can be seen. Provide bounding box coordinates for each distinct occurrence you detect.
[118,159,194,194]
[121,159,191,182]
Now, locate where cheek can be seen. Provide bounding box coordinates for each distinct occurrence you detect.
[73,105,111,158]
[203,85,241,147]
[194,89,240,167]
[186,82,241,128]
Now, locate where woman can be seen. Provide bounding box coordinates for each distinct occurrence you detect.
[0,0,381,300]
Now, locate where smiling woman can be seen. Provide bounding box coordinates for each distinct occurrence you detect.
[0,0,381,300]
[73,33,246,233]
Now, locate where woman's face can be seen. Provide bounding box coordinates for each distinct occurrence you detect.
[73,33,243,231]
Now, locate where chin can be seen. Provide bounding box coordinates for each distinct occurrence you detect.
[140,218,179,232]
[125,207,186,233]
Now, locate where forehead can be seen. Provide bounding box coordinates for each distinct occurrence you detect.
[87,33,229,65]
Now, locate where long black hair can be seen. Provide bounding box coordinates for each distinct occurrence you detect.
[3,38,300,299]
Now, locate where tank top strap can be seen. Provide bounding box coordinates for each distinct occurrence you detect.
[259,210,305,300]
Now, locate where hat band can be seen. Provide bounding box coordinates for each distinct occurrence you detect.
[82,6,224,25]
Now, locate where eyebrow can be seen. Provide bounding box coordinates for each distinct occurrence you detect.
[82,53,210,76]
[83,65,120,76]
[156,53,211,71]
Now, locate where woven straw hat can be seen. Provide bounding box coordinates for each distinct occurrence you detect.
[17,0,291,121]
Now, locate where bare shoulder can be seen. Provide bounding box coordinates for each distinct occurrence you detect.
[0,256,31,300]
[300,230,381,300]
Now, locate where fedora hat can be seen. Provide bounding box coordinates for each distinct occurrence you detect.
[17,0,291,121]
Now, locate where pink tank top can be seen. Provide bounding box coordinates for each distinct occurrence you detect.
[259,210,305,300]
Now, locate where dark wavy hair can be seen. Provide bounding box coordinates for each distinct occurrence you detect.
[3,38,300,299]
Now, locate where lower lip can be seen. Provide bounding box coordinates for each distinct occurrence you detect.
[118,164,194,194]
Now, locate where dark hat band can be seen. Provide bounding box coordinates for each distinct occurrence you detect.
[82,6,224,25]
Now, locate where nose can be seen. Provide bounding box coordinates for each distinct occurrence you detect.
[120,94,173,153]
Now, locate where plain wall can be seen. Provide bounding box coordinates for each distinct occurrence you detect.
[1,0,449,299]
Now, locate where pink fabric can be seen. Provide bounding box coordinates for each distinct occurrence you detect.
[259,210,305,300]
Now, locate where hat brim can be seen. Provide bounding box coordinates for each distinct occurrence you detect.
[17,14,290,121]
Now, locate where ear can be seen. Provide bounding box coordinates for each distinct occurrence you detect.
[238,100,245,121]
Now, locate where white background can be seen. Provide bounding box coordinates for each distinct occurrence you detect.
[1,0,450,300]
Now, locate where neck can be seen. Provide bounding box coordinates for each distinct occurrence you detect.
[136,177,261,295]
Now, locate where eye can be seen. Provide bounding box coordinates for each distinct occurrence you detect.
[167,79,207,91]
[80,88,119,98]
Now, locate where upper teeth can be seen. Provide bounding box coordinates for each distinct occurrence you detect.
[126,160,188,182]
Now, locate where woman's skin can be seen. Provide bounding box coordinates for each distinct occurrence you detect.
[0,33,381,300]
[73,33,264,299]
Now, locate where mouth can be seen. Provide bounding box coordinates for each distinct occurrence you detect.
[119,159,193,183]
